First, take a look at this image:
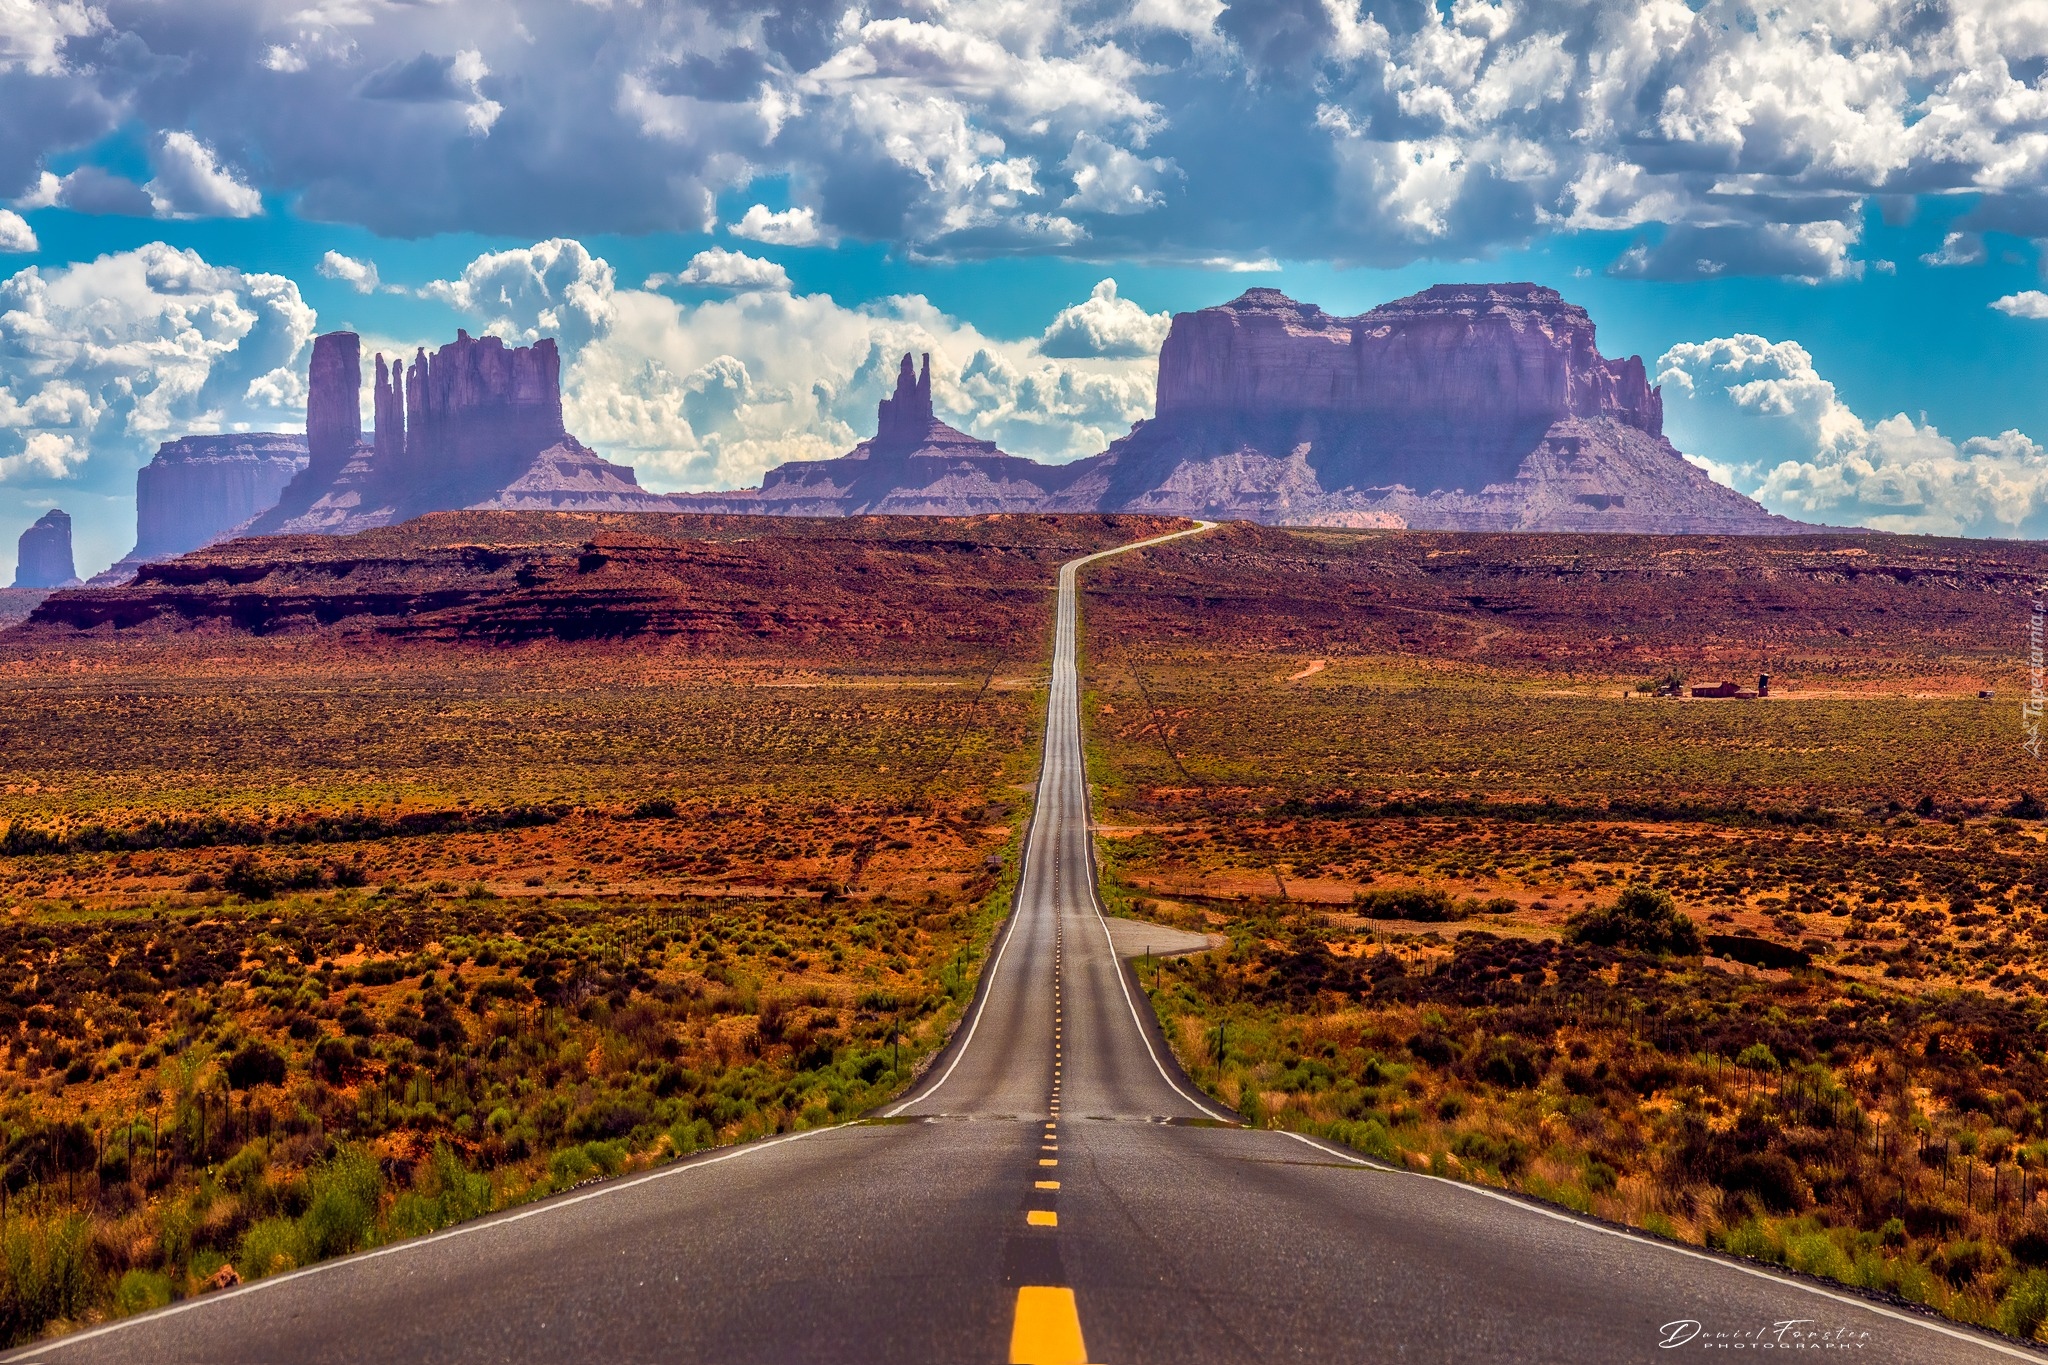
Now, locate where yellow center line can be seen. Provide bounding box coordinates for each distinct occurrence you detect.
[1010,1286,1092,1365]
[1036,1180,1060,1189]
[1027,1209,1058,1227]
[1039,1158,1058,1166]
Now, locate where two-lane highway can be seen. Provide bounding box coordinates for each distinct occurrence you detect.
[17,523,2033,1363]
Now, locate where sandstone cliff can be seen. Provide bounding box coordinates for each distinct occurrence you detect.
[1076,284,1801,533]
[666,286,1806,534]
[248,329,670,538]
[12,509,77,589]
[670,353,1093,517]
[90,435,309,585]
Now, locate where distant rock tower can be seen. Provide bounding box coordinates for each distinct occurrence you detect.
[304,331,363,482]
[13,508,78,588]
[873,353,934,448]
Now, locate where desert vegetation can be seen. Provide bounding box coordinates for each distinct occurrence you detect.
[0,512,1142,1343]
[1084,525,2048,1341]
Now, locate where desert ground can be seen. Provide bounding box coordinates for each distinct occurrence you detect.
[0,512,1177,1337]
[1081,524,2048,1337]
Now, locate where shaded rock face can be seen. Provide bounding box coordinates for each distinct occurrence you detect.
[130,435,309,561]
[13,509,76,588]
[1086,283,1802,533]
[304,332,363,482]
[665,293,1799,534]
[250,329,667,537]
[671,352,1094,516]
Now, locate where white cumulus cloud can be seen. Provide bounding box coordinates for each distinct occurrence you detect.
[423,238,616,348]
[318,250,382,294]
[650,248,792,293]
[1039,279,1171,358]
[1992,291,2048,320]
[1659,334,2048,537]
[730,205,835,247]
[0,210,34,252]
[144,132,263,219]
[0,243,315,488]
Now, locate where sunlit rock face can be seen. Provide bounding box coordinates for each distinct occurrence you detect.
[1088,283,1803,533]
[249,329,669,537]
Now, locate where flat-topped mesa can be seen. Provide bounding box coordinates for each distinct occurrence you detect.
[1155,283,1662,437]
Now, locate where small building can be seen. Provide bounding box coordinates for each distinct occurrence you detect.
[1691,680,1758,699]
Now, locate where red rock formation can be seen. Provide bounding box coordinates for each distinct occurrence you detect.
[398,331,568,490]
[1079,283,1803,533]
[671,352,1094,516]
[248,329,668,536]
[12,509,76,589]
[373,354,405,467]
[133,436,308,559]
[304,332,362,482]
[91,434,310,584]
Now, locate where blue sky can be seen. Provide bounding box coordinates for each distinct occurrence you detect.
[7,0,2048,576]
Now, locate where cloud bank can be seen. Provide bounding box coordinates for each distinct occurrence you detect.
[6,1,2048,272]
[1660,335,2048,537]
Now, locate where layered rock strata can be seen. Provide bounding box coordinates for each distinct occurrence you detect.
[671,353,1092,516]
[663,285,1808,533]
[1076,284,1803,532]
[12,509,77,588]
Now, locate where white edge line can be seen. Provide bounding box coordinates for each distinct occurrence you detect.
[881,824,1031,1116]
[10,518,1223,1356]
[1276,1131,2045,1362]
[886,520,1211,1117]
[1069,523,1234,1123]
[9,1126,829,1360]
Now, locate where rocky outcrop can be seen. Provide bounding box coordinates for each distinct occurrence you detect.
[248,329,669,537]
[1075,283,1805,533]
[305,331,363,483]
[12,509,77,588]
[666,286,1807,534]
[91,435,309,585]
[670,353,1093,516]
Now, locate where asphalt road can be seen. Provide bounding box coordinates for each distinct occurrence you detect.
[17,524,2036,1364]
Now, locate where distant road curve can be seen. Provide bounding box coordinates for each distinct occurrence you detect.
[14,518,2034,1364]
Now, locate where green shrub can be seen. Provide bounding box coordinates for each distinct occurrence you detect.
[112,1269,172,1317]
[0,1214,95,1344]
[2000,1270,2048,1341]
[238,1218,302,1280]
[1565,885,1702,956]
[1736,1043,1781,1072]
[225,1041,287,1090]
[668,1118,715,1156]
[299,1146,382,1260]
[1354,888,1458,922]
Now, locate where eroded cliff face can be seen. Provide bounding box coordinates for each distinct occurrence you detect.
[132,435,309,559]
[1093,283,1801,533]
[249,329,668,538]
[86,435,310,585]
[1154,285,1659,433]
